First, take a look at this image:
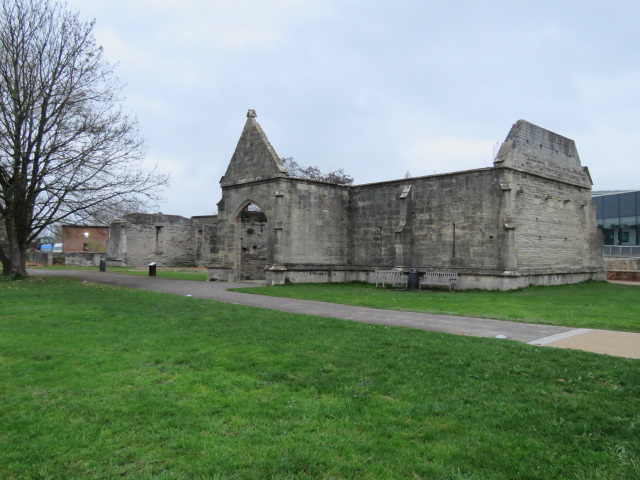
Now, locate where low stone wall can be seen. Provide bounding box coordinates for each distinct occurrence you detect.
[605,257,640,271]
[26,250,52,267]
[604,257,640,282]
[64,252,106,267]
[458,271,606,290]
[265,267,374,286]
[607,271,640,281]
[212,263,606,290]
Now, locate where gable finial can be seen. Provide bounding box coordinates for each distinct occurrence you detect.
[247,109,257,118]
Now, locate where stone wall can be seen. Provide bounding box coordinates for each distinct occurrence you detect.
[26,250,52,266]
[283,180,351,265]
[208,176,352,281]
[64,252,106,267]
[349,169,504,273]
[605,257,640,281]
[106,219,126,266]
[107,213,213,267]
[512,173,601,273]
[193,222,217,267]
[494,119,590,188]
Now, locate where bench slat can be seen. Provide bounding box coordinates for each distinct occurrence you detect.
[375,270,406,288]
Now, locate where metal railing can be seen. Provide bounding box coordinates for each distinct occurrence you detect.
[604,245,640,257]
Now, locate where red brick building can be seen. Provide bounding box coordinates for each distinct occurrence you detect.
[62,225,109,253]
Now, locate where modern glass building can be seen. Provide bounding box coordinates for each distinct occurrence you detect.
[592,190,640,245]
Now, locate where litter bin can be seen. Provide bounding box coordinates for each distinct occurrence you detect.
[408,267,420,290]
[148,262,157,277]
[99,259,106,272]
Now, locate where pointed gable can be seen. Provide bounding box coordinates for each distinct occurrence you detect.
[220,110,288,186]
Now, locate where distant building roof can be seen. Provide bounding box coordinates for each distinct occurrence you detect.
[591,190,640,197]
[62,225,109,229]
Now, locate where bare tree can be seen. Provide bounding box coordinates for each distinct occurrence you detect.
[0,0,168,278]
[83,196,154,225]
[281,157,354,185]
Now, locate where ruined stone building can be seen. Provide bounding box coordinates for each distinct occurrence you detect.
[107,214,217,268]
[109,110,605,290]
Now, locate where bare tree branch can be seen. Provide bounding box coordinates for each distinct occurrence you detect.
[0,0,169,277]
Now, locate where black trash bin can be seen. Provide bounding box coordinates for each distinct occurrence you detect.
[408,268,420,290]
[99,259,106,272]
[148,262,157,277]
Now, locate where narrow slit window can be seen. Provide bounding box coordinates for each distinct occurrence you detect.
[155,226,163,253]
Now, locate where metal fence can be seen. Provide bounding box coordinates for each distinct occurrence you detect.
[604,245,640,257]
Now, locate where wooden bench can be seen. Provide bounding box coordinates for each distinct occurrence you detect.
[422,271,458,291]
[375,270,406,288]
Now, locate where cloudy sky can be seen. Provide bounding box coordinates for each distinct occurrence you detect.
[66,0,640,217]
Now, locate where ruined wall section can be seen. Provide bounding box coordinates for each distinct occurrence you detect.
[194,222,218,267]
[350,169,505,273]
[283,179,350,265]
[508,173,604,276]
[191,215,218,267]
[117,213,195,267]
[495,119,591,188]
[209,177,350,281]
[208,178,282,281]
[494,120,604,278]
[106,219,126,265]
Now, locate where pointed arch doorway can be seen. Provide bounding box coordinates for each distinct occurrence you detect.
[237,202,269,280]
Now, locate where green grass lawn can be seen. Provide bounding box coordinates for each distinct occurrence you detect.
[235,281,640,333]
[30,264,208,281]
[1,276,639,479]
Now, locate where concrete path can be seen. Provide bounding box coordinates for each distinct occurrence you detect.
[31,269,640,359]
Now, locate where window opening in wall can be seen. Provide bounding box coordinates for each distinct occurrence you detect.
[452,223,456,258]
[155,226,163,253]
[239,203,268,280]
[83,243,89,251]
[195,228,204,259]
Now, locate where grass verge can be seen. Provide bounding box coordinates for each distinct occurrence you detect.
[234,281,640,332]
[29,265,208,281]
[1,276,639,479]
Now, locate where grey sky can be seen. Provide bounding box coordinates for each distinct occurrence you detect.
[66,0,640,217]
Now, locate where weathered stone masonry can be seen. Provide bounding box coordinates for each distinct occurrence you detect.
[107,213,217,268]
[206,111,604,290]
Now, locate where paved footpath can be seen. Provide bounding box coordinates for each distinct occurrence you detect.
[32,269,640,360]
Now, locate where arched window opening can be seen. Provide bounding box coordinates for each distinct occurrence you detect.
[239,203,267,280]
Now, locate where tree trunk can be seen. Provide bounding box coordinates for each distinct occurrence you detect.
[7,244,28,278]
[2,222,28,278]
[0,245,11,277]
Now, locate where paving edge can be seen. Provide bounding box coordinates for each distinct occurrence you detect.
[527,328,593,346]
